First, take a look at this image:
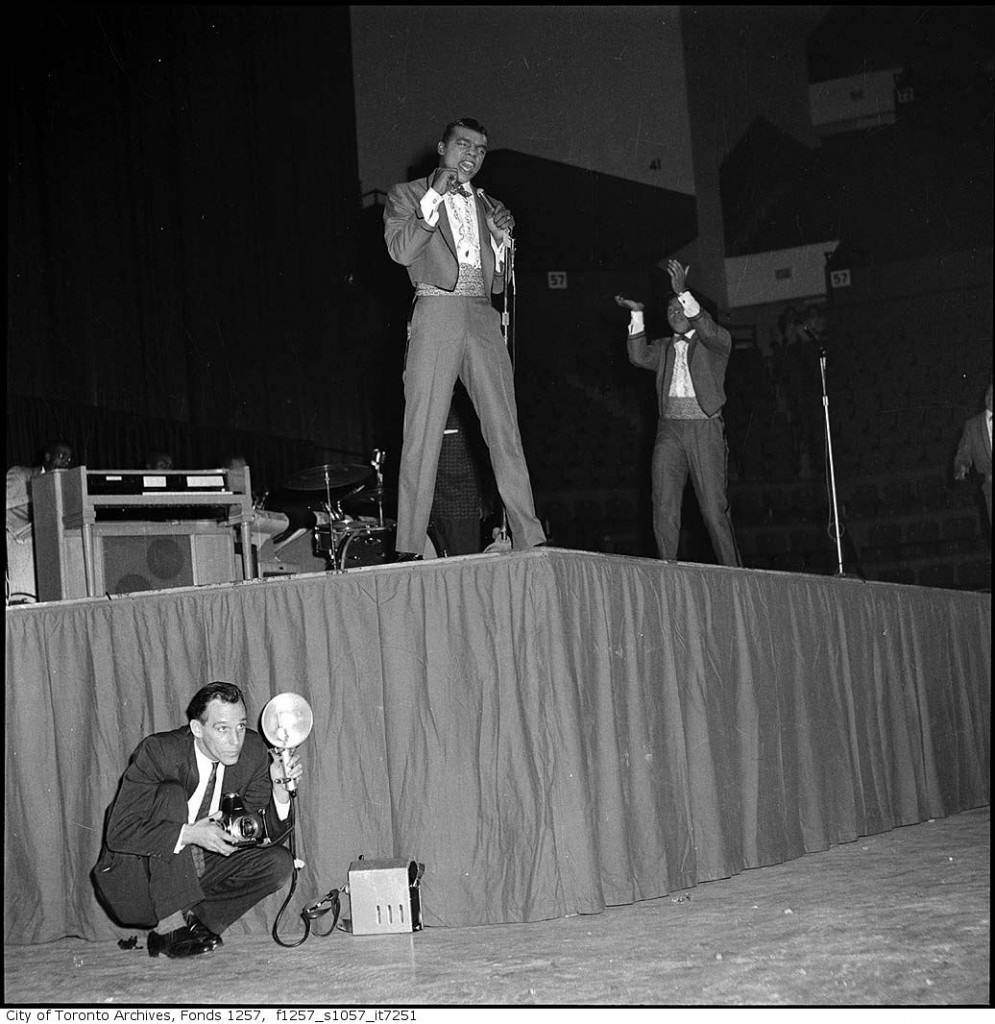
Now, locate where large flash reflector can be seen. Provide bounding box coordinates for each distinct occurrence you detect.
[261,692,314,792]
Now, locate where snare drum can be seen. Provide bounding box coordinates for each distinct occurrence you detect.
[313,514,372,560]
[335,521,442,569]
[336,522,397,570]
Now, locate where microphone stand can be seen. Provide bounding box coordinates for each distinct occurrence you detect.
[495,228,516,545]
[818,346,846,576]
[479,186,514,549]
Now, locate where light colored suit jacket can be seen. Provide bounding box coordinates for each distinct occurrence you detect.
[384,176,505,295]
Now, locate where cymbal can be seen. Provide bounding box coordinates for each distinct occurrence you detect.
[343,487,397,508]
[285,463,372,491]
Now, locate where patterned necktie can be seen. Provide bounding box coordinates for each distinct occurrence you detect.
[671,338,694,397]
[191,762,218,875]
[451,184,471,198]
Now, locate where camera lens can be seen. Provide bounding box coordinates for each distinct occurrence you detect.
[233,816,261,840]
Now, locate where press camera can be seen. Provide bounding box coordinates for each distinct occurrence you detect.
[219,792,266,845]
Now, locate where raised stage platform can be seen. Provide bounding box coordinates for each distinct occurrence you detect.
[4,549,990,944]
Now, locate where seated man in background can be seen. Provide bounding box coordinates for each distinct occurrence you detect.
[6,440,73,602]
[145,451,175,470]
[92,682,300,959]
[953,380,993,526]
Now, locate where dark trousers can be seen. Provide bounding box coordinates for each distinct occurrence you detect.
[651,417,740,567]
[430,515,481,556]
[148,782,292,934]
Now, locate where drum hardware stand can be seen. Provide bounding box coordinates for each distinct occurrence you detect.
[370,448,386,528]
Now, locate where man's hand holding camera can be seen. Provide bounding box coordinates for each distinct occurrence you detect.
[181,815,242,858]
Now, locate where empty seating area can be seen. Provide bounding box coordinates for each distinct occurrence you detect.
[723,282,991,590]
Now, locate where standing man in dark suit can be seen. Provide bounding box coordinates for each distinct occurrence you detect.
[615,260,740,566]
[954,381,993,525]
[92,682,300,958]
[384,117,546,560]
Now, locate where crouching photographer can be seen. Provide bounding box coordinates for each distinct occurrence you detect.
[92,681,302,959]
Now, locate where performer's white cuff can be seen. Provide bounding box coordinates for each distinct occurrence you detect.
[420,188,444,227]
[678,290,700,318]
[629,310,645,335]
[492,236,505,271]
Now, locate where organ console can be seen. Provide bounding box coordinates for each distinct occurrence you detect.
[32,465,257,601]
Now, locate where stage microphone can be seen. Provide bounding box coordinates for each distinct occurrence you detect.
[476,188,512,243]
[261,692,314,794]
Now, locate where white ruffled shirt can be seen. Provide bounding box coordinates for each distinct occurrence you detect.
[628,291,701,397]
[421,184,505,271]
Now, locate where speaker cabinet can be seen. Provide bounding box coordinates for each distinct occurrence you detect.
[36,520,238,601]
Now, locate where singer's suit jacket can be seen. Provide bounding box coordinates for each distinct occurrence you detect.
[384,176,505,295]
[627,305,732,418]
[92,726,288,926]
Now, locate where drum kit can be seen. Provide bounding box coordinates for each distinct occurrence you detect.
[265,450,439,572]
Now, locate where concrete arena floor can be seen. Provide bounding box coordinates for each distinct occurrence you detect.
[4,807,989,1007]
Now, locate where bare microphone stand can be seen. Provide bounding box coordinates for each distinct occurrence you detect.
[494,226,516,546]
[818,345,846,576]
[477,187,515,550]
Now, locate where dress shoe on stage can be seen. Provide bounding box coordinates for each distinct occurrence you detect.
[183,912,223,949]
[393,552,423,562]
[147,923,216,959]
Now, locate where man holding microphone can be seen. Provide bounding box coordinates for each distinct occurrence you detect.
[383,117,546,560]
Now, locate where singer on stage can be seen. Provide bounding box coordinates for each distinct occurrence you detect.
[615,260,741,567]
[384,117,546,559]
[91,682,300,959]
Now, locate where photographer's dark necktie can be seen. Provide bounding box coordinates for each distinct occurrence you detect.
[191,761,218,875]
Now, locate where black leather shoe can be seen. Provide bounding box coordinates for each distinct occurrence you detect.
[394,552,423,562]
[184,912,223,949]
[147,924,215,959]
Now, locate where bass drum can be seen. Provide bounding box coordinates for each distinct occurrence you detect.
[336,521,442,569]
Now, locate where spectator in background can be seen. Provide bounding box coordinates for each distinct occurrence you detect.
[6,440,74,602]
[615,261,740,566]
[953,381,993,526]
[145,451,174,470]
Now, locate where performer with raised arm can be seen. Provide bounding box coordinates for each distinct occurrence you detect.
[615,260,740,566]
[383,117,546,560]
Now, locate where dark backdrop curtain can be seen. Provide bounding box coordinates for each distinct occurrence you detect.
[8,5,389,459]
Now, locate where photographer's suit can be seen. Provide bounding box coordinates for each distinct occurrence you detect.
[92,727,292,935]
[384,175,545,554]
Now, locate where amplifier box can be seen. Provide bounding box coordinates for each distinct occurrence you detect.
[348,859,423,935]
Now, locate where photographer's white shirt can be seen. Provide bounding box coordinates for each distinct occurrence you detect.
[173,742,288,853]
[174,745,226,852]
